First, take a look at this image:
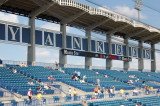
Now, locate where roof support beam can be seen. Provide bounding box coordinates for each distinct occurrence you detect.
[86,19,110,30]
[29,1,55,17]
[152,38,160,44]
[107,24,130,34]
[127,29,146,38]
[31,0,63,19]
[140,33,160,41]
[61,11,86,24]
[0,0,8,6]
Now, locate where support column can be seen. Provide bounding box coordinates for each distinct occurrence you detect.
[85,29,92,69]
[27,17,36,66]
[59,23,67,67]
[151,44,156,72]
[124,38,130,71]
[138,41,144,71]
[106,33,113,70]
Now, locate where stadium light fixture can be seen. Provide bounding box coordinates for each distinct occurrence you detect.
[135,0,143,21]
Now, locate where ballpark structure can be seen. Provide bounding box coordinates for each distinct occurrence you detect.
[0,0,160,72]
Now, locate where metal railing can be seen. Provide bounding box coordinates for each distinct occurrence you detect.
[0,90,14,98]
[1,90,159,106]
[2,60,27,66]
[2,60,158,72]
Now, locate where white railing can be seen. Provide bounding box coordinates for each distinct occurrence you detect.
[92,66,106,70]
[65,64,85,68]
[2,60,27,65]
[2,60,157,72]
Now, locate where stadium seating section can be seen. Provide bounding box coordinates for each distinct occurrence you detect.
[64,68,136,90]
[1,66,160,94]
[0,65,160,106]
[0,66,54,95]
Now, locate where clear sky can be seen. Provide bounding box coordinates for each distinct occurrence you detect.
[0,0,160,71]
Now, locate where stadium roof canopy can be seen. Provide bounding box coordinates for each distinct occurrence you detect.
[1,0,160,44]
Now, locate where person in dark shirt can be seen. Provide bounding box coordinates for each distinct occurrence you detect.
[0,59,2,64]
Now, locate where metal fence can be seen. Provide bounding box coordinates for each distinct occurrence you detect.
[1,90,159,106]
[2,60,159,72]
[0,90,14,98]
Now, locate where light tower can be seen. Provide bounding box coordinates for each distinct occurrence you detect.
[135,0,143,21]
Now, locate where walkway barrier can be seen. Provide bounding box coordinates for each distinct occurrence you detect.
[2,60,160,71]
[1,90,158,106]
[0,90,14,98]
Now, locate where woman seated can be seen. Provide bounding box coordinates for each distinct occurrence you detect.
[28,80,34,85]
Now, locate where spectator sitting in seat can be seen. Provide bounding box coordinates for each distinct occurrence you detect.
[74,71,78,76]
[112,86,115,94]
[157,88,160,93]
[94,87,99,97]
[23,63,27,67]
[73,89,77,101]
[129,75,136,78]
[104,74,108,78]
[71,74,78,81]
[48,75,54,84]
[145,86,150,95]
[37,92,42,99]
[19,63,22,67]
[142,81,146,85]
[123,71,128,73]
[133,88,138,96]
[94,71,99,74]
[28,80,34,85]
[36,92,43,105]
[100,87,105,94]
[96,78,100,87]
[147,74,151,77]
[77,71,81,79]
[136,103,141,106]
[82,75,86,82]
[108,87,112,97]
[127,80,134,85]
[68,88,72,96]
[82,100,88,106]
[19,62,26,67]
[135,79,140,82]
[112,78,116,81]
[44,84,48,89]
[80,75,86,83]
[44,84,51,89]
[120,89,124,97]
[36,86,42,93]
[12,68,17,73]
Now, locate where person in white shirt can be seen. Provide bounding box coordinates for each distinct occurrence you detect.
[27,88,32,100]
[97,79,100,87]
[82,75,86,82]
[28,80,34,85]
[133,88,139,96]
[68,88,72,96]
